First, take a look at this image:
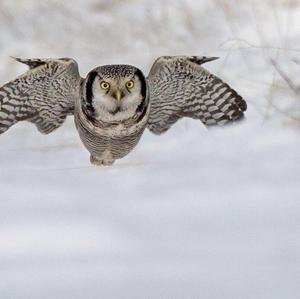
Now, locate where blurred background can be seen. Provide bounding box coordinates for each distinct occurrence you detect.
[0,1,299,298]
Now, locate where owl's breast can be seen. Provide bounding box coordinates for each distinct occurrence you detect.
[74,104,150,161]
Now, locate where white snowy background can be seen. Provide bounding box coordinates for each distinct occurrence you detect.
[0,1,299,298]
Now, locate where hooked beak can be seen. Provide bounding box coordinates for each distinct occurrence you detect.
[114,90,122,101]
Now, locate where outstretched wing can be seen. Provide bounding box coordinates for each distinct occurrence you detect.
[0,57,82,135]
[147,56,247,134]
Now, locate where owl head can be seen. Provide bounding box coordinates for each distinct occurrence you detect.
[82,65,147,119]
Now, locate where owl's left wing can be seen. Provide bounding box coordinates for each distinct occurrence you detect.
[146,56,247,134]
[0,57,82,135]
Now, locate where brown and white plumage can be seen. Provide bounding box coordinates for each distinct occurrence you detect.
[0,55,247,165]
[75,64,150,165]
[147,56,246,134]
[0,58,81,135]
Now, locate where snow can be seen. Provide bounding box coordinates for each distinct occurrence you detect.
[0,1,300,298]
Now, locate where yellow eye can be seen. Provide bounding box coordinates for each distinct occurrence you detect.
[126,80,134,89]
[100,81,110,90]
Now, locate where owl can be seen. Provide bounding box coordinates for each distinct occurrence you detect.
[0,56,247,166]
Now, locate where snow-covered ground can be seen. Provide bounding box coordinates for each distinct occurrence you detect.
[0,1,299,298]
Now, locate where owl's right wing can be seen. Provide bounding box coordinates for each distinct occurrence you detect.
[147,56,247,134]
[0,57,82,135]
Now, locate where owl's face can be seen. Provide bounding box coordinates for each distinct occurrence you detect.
[84,65,147,118]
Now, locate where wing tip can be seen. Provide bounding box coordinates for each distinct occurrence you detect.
[230,89,247,112]
[10,56,23,63]
[10,57,47,69]
[189,56,219,65]
[238,97,247,112]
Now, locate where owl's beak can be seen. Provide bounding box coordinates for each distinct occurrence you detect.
[114,90,122,101]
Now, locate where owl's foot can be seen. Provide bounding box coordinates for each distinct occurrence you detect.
[90,155,115,166]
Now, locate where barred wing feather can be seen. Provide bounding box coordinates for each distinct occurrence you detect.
[147,56,247,134]
[0,57,81,135]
